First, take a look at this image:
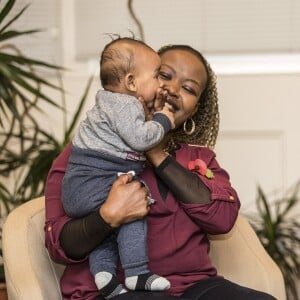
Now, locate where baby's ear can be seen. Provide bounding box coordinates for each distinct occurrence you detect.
[125,73,137,92]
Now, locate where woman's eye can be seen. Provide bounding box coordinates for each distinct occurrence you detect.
[183,86,196,95]
[158,72,170,80]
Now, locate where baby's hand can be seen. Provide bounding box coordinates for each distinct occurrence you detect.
[138,96,154,121]
[153,86,167,112]
[157,105,175,129]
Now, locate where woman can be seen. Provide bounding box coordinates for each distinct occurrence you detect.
[45,44,276,300]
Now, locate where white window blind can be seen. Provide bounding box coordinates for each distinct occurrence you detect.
[74,0,136,60]
[0,0,61,64]
[203,0,300,53]
[73,0,300,60]
[2,1,300,69]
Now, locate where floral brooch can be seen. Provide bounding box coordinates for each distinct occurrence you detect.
[188,159,214,179]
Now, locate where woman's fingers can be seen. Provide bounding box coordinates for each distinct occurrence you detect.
[100,177,149,228]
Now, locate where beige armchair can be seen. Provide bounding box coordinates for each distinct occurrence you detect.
[2,197,286,300]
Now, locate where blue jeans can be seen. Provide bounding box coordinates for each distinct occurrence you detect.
[63,147,148,277]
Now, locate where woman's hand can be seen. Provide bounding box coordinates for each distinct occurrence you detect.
[100,174,150,228]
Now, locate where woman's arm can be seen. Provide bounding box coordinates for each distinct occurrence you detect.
[58,175,149,259]
[146,144,211,204]
[146,144,240,234]
[155,155,211,204]
[45,144,150,263]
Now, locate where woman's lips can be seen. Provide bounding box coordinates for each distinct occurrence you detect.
[164,102,175,112]
[165,96,179,112]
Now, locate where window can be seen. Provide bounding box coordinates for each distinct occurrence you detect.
[0,0,61,64]
[3,0,300,74]
[73,0,300,58]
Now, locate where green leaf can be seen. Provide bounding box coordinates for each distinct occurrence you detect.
[0,29,40,42]
[0,53,63,70]
[0,2,29,34]
[0,65,61,109]
[0,0,15,26]
[249,183,300,300]
[7,63,63,91]
[205,168,214,179]
[0,181,13,213]
[0,76,22,122]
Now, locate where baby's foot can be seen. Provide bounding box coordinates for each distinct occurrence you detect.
[95,271,127,299]
[125,272,170,291]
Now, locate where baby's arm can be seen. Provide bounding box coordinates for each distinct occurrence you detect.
[138,89,175,130]
[155,104,175,128]
[115,100,174,152]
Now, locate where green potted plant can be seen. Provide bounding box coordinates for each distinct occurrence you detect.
[0,0,93,285]
[0,0,62,208]
[0,0,93,208]
[249,182,300,300]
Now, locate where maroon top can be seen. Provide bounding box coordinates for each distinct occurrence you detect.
[45,143,240,299]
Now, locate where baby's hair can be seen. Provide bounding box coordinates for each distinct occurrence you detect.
[100,36,154,88]
[158,45,219,150]
[102,30,136,41]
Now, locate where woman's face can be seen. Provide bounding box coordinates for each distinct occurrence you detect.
[158,49,207,128]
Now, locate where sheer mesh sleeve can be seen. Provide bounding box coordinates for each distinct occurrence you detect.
[59,211,113,259]
[155,155,211,204]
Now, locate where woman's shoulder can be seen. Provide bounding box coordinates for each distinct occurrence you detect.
[180,143,216,153]
[178,143,216,161]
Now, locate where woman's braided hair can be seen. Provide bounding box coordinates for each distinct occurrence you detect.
[157,45,219,151]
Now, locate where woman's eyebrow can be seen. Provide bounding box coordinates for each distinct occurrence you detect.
[160,64,201,87]
[186,78,201,87]
[160,64,175,73]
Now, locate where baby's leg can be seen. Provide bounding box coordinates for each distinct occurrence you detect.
[117,219,170,291]
[90,234,127,299]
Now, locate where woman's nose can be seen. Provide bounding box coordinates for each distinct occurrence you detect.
[162,82,179,98]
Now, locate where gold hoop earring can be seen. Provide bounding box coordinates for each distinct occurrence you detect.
[183,118,195,135]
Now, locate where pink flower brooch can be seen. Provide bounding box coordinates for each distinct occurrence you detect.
[188,159,214,179]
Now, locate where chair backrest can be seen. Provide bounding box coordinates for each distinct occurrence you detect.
[2,197,286,300]
[2,197,64,300]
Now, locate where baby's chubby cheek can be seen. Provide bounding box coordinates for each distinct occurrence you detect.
[136,96,152,109]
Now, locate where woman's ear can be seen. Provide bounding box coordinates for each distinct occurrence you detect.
[124,73,137,92]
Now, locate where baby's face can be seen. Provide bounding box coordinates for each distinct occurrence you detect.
[133,48,161,107]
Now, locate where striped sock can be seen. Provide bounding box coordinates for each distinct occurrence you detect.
[95,272,127,299]
[125,272,170,291]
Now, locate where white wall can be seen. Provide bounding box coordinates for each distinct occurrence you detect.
[46,70,299,217]
[216,73,300,215]
[5,0,300,214]
[27,0,300,217]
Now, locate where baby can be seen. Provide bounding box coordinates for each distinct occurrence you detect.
[62,37,174,299]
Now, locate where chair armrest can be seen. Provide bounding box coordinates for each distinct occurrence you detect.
[209,214,286,300]
[2,197,64,300]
